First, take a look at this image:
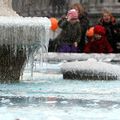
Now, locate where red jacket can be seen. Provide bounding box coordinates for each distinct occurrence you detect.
[84,36,113,53]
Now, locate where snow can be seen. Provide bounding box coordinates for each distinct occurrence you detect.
[35,53,120,62]
[0,16,51,46]
[61,58,120,80]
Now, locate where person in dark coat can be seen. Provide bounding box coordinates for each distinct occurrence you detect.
[113,21,120,53]
[71,3,89,52]
[98,9,116,51]
[56,9,81,53]
[84,25,113,53]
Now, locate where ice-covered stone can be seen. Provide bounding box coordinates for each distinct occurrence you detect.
[0,0,52,83]
[0,16,51,46]
[61,59,120,80]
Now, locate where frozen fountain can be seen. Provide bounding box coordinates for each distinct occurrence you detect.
[0,0,50,83]
[1,1,120,120]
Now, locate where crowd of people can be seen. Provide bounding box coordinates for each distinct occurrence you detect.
[48,3,120,53]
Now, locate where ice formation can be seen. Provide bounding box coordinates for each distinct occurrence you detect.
[61,58,120,80]
[0,17,51,49]
[0,16,51,83]
[0,0,52,83]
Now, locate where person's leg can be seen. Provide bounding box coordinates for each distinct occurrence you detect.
[71,45,79,53]
[58,43,71,52]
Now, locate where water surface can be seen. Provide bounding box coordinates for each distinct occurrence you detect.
[0,61,120,120]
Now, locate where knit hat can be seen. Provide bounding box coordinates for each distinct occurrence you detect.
[94,25,106,36]
[86,27,94,37]
[67,9,78,20]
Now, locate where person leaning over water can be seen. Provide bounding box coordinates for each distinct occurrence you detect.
[55,9,81,53]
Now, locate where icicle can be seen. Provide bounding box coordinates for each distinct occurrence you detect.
[0,16,51,55]
[0,16,51,82]
[30,52,34,80]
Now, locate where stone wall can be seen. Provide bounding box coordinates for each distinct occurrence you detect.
[12,0,120,16]
[12,0,71,17]
[12,0,120,22]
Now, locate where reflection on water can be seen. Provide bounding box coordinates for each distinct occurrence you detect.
[0,61,120,120]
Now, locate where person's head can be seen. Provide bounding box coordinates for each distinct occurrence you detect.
[102,9,115,23]
[67,9,79,23]
[94,25,106,40]
[71,3,84,16]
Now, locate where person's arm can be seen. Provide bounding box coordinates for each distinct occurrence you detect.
[75,22,82,43]
[58,17,68,29]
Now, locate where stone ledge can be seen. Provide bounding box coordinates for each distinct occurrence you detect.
[61,60,120,80]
